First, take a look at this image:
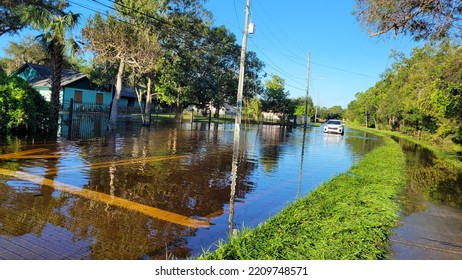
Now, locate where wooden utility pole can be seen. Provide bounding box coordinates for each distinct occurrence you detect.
[235,0,251,129]
[315,90,319,123]
[304,52,311,126]
[230,0,251,236]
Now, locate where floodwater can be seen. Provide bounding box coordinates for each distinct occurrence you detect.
[0,121,382,259]
[392,136,462,212]
[390,136,462,259]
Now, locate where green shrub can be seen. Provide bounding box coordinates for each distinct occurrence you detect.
[0,68,55,137]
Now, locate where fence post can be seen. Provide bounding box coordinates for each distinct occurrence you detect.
[67,98,74,139]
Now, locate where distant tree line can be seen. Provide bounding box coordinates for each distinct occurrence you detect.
[350,0,462,150]
[346,42,462,146]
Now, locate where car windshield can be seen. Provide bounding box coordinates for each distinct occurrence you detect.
[327,120,341,125]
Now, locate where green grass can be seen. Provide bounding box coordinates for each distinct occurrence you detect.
[346,124,462,170]
[199,137,406,260]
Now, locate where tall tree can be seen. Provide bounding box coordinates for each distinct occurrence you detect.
[114,0,163,126]
[0,0,67,36]
[354,0,462,40]
[83,14,136,128]
[153,0,211,112]
[19,5,80,125]
[0,35,49,74]
[261,74,290,124]
[192,26,240,117]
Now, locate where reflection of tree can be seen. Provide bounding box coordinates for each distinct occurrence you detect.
[67,197,195,259]
[0,144,66,239]
[259,125,288,172]
[393,136,462,210]
[344,131,384,157]
[407,158,462,209]
[0,182,65,237]
[68,125,259,258]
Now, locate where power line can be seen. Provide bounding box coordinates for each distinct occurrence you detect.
[310,61,379,79]
[252,0,304,60]
[249,38,306,88]
[233,0,243,33]
[250,39,379,80]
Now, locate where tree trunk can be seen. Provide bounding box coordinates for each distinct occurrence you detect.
[214,102,220,118]
[51,40,64,126]
[135,86,145,125]
[109,60,124,129]
[365,111,368,127]
[144,77,152,126]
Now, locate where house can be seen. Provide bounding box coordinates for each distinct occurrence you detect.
[14,63,149,111]
[14,63,113,111]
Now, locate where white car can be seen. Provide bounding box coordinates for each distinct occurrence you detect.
[323,120,344,135]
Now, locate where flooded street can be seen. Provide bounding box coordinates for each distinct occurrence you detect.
[0,121,382,259]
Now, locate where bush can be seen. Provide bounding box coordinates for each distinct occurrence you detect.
[0,68,55,137]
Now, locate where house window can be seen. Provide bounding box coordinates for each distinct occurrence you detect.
[127,98,135,107]
[74,90,83,103]
[96,93,103,105]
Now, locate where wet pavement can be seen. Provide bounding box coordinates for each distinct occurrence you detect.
[390,201,462,259]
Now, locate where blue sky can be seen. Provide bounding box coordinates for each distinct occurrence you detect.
[208,0,420,108]
[0,0,420,108]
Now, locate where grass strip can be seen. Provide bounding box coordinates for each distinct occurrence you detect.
[199,137,406,260]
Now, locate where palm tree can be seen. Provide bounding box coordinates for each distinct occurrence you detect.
[19,5,80,125]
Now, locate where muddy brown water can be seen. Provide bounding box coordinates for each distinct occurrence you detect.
[0,122,382,259]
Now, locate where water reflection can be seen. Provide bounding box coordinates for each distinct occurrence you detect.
[392,137,462,213]
[0,123,383,259]
[297,127,308,199]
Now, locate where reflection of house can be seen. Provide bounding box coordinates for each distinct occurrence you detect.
[14,63,113,109]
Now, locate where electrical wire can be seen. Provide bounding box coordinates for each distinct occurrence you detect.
[253,0,307,58]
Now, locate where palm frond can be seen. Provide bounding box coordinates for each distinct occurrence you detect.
[65,38,82,59]
[18,5,52,30]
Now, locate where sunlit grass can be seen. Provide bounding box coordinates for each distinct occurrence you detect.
[199,137,406,260]
[347,124,462,170]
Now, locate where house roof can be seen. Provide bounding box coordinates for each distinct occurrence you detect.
[15,63,87,88]
[14,63,141,99]
[121,86,137,98]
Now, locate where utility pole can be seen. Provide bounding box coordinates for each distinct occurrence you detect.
[315,90,319,123]
[304,52,311,126]
[230,0,251,236]
[235,0,251,130]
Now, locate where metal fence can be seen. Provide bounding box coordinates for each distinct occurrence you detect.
[60,99,110,140]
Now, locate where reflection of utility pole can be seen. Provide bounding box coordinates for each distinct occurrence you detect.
[230,0,251,237]
[297,126,308,198]
[304,53,310,126]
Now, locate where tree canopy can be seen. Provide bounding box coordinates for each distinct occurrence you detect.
[0,0,67,36]
[346,42,462,147]
[354,0,462,41]
[261,74,290,114]
[18,5,80,125]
